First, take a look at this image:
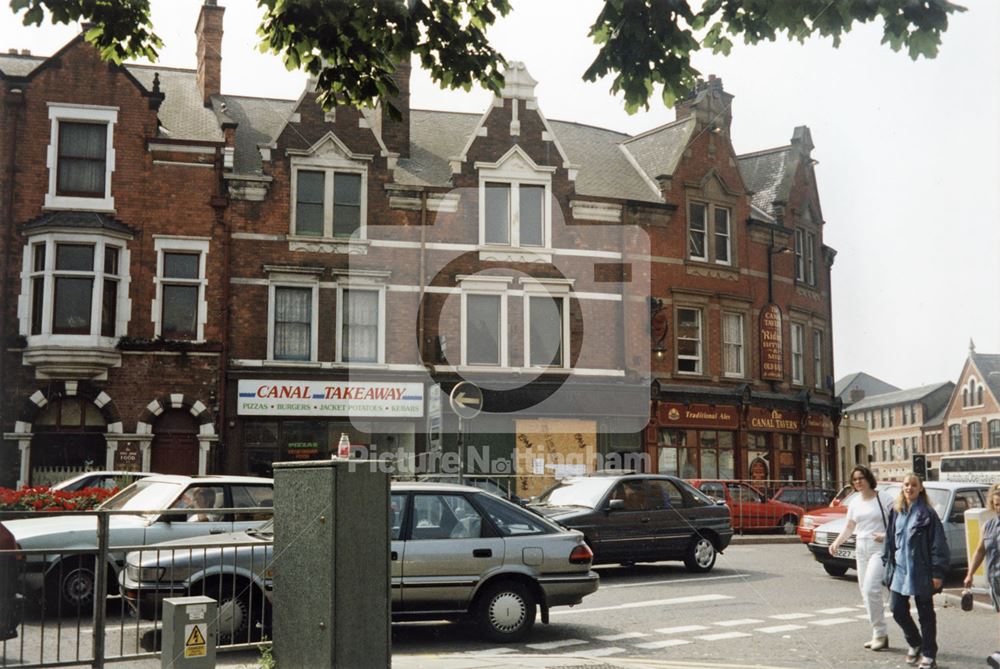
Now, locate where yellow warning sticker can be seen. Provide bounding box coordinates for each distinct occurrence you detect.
[184,624,207,658]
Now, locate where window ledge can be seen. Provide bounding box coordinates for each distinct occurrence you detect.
[23,340,121,380]
[684,260,738,281]
[478,246,553,264]
[42,198,116,215]
[288,236,370,255]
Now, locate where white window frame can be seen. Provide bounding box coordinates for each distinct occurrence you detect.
[289,158,368,241]
[459,276,512,367]
[152,237,209,342]
[333,272,388,364]
[18,232,130,346]
[722,311,745,378]
[805,231,817,285]
[794,228,805,281]
[476,146,554,251]
[522,279,572,370]
[790,322,805,385]
[687,201,733,266]
[266,276,320,362]
[812,329,823,389]
[676,307,703,375]
[45,103,118,212]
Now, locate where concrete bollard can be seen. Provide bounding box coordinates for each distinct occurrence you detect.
[272,459,390,668]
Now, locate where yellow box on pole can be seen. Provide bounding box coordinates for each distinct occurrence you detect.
[965,507,996,590]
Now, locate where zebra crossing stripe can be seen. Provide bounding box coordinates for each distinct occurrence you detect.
[654,625,710,635]
[572,647,627,657]
[768,612,814,620]
[757,624,807,634]
[634,639,692,649]
[525,639,588,650]
[714,618,764,626]
[595,632,648,641]
[695,631,753,641]
[816,607,858,614]
[809,618,855,626]
[465,648,517,655]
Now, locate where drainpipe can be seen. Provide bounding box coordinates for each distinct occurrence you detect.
[1,85,25,477]
[211,146,230,474]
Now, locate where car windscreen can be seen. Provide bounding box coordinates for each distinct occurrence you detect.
[535,477,614,508]
[876,485,949,519]
[99,480,184,516]
[676,479,717,506]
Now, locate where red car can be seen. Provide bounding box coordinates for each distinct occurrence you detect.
[797,486,855,543]
[689,480,805,534]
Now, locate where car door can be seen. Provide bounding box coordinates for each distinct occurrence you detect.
[729,482,769,529]
[230,484,275,530]
[588,480,652,562]
[945,488,986,564]
[390,492,407,610]
[399,492,504,610]
[644,478,691,558]
[145,484,234,545]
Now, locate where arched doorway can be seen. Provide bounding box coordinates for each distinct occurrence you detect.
[151,410,200,475]
[30,397,107,486]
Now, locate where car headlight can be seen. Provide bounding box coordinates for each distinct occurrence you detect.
[126,565,166,582]
[803,518,816,529]
[814,532,828,544]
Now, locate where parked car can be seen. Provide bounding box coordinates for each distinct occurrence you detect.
[772,486,837,512]
[1,474,273,610]
[808,481,989,577]
[797,491,855,544]
[528,472,733,572]
[121,482,598,643]
[416,475,525,505]
[689,479,805,534]
[0,522,23,640]
[50,470,153,492]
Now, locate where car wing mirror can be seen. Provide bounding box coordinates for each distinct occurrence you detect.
[607,499,626,511]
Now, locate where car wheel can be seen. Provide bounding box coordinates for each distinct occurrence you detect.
[823,563,849,577]
[475,580,536,643]
[46,558,98,613]
[780,515,799,535]
[207,582,254,644]
[683,535,717,573]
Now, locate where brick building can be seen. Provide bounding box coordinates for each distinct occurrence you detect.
[0,9,229,486]
[1,3,842,490]
[935,345,1000,467]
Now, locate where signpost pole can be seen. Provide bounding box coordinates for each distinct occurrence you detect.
[457,416,464,485]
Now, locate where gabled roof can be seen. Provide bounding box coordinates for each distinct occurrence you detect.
[923,404,947,429]
[971,352,1000,405]
[619,117,696,198]
[0,52,44,78]
[847,382,953,412]
[737,145,792,218]
[835,372,900,402]
[127,65,223,142]
[215,94,297,174]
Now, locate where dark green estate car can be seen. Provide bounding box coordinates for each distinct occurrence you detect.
[529,472,733,572]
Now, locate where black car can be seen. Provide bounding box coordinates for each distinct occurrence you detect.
[529,472,733,572]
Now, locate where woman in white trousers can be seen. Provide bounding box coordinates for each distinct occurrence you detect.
[829,465,894,650]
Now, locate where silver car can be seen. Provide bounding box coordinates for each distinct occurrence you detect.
[809,481,989,576]
[3,474,273,610]
[121,482,599,643]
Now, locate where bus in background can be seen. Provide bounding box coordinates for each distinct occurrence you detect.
[938,452,1000,484]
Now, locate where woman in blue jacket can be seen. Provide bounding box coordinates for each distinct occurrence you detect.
[883,473,950,669]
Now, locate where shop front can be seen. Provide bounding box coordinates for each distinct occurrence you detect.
[230,378,425,477]
[646,387,839,489]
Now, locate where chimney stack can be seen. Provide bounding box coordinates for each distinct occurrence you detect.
[195,0,225,107]
[675,74,733,137]
[381,58,411,157]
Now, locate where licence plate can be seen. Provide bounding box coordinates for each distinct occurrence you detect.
[833,548,853,559]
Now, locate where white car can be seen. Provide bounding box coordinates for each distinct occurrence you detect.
[49,470,153,492]
[809,481,989,576]
[2,474,272,611]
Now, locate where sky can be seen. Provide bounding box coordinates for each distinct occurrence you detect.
[2,0,998,392]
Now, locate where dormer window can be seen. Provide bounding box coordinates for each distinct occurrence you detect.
[293,169,363,238]
[687,201,731,265]
[45,104,117,211]
[477,146,554,252]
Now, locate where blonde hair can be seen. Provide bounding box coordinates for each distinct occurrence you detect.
[894,473,929,513]
[989,483,1000,513]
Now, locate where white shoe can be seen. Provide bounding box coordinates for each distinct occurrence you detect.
[906,647,921,665]
[867,636,888,651]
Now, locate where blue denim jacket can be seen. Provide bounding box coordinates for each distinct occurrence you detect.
[882,499,950,598]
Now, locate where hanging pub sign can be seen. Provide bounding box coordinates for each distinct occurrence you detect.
[760,304,783,381]
[657,403,739,429]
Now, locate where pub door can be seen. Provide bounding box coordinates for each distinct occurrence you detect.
[150,410,200,475]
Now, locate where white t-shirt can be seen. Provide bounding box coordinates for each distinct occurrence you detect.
[846,491,893,539]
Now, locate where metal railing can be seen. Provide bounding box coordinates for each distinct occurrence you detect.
[0,507,273,668]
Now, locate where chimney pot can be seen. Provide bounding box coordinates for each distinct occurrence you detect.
[20,49,30,56]
[7,49,17,55]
